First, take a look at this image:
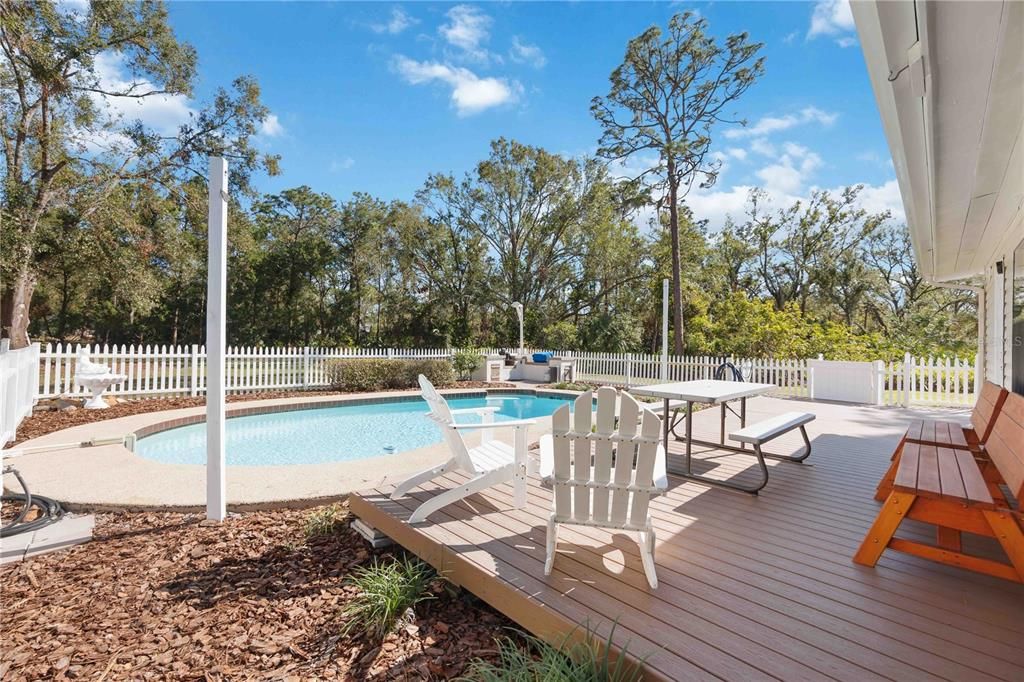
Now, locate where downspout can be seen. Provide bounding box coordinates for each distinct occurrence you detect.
[929,280,985,392]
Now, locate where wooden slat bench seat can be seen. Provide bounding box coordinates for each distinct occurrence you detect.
[856,391,1024,583]
[874,381,1009,500]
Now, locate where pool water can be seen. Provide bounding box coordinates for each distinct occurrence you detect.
[135,393,575,466]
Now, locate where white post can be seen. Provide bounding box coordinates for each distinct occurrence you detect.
[903,352,913,407]
[660,278,669,381]
[190,344,199,397]
[206,157,229,522]
[512,302,524,357]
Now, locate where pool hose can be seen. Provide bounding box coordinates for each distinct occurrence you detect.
[1,465,65,538]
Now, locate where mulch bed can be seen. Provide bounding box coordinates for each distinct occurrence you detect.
[7,382,516,447]
[0,505,521,680]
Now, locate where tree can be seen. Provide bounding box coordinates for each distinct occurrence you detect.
[740,186,888,314]
[1,0,278,346]
[592,11,764,353]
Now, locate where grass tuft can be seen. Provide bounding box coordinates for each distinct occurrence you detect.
[461,624,643,682]
[303,503,348,539]
[342,556,436,639]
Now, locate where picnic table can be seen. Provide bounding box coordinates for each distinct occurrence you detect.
[630,380,778,492]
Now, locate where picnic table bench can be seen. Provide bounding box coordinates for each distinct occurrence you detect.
[856,390,1024,582]
[874,381,1009,500]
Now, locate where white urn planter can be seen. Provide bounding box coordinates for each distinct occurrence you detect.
[74,349,127,409]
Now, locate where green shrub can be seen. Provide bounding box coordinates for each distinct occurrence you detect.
[304,503,348,539]
[342,556,436,640]
[461,624,643,682]
[546,381,599,392]
[324,358,454,391]
[452,349,484,380]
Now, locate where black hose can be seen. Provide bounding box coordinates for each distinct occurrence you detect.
[1,467,64,538]
[714,361,745,382]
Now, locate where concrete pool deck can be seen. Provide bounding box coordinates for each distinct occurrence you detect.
[2,389,564,511]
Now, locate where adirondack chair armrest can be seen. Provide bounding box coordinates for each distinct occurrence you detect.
[450,419,536,431]
[653,443,668,492]
[448,407,500,416]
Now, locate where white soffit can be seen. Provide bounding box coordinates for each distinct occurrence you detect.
[853,0,1024,280]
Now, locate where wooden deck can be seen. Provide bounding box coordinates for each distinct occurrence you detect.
[350,397,1024,681]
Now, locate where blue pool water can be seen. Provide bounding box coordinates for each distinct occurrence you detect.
[135,393,575,466]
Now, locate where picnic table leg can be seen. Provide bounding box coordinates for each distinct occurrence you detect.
[662,398,670,451]
[854,491,915,566]
[739,396,747,450]
[720,402,726,445]
[685,400,693,476]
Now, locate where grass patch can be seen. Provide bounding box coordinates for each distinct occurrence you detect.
[461,625,643,682]
[303,503,349,539]
[342,555,436,640]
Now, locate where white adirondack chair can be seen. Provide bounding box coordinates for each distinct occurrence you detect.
[391,375,535,524]
[538,387,667,588]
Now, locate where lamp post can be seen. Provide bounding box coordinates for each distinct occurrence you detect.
[511,302,524,357]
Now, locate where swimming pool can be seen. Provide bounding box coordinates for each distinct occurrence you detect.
[135,392,576,466]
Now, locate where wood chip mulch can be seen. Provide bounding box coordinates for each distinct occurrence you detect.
[0,505,521,680]
[7,382,516,447]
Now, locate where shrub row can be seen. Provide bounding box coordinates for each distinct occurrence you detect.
[323,358,455,392]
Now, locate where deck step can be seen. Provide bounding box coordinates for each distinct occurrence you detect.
[350,517,394,548]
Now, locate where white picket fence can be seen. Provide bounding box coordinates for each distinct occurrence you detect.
[30,343,978,408]
[1,341,40,444]
[36,344,455,399]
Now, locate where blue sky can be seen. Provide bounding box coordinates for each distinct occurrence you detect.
[111,0,904,229]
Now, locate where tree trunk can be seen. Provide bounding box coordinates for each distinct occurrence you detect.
[668,184,686,355]
[1,267,37,348]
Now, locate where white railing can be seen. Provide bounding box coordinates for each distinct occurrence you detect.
[32,343,978,408]
[1,341,40,444]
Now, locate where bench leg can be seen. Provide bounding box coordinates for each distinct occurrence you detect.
[874,437,905,501]
[757,425,812,463]
[936,526,962,552]
[984,510,1024,582]
[854,491,915,567]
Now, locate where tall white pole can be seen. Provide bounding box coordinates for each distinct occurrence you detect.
[661,278,669,381]
[512,302,524,356]
[206,157,228,522]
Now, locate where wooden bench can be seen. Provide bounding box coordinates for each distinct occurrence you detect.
[855,391,1024,582]
[874,381,1009,500]
[726,412,815,493]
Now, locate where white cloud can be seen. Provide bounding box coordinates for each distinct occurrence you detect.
[727,148,748,161]
[330,157,355,172]
[260,113,285,137]
[371,7,417,35]
[750,139,776,157]
[392,55,519,115]
[724,106,838,139]
[844,179,904,224]
[782,31,799,45]
[440,5,492,62]
[94,53,195,134]
[808,0,857,47]
[510,36,546,68]
[755,142,822,195]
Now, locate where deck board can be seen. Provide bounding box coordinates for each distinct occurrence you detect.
[350,397,1024,681]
